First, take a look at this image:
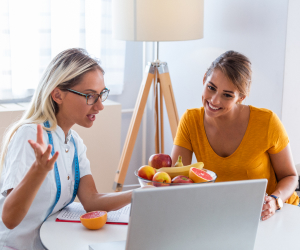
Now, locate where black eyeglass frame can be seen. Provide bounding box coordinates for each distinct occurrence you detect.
[66,88,110,105]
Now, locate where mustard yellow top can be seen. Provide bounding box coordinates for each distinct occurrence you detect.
[174,106,299,205]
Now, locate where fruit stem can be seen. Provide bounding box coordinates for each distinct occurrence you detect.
[178,155,182,163]
[174,155,183,167]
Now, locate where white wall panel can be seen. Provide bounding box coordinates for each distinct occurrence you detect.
[158,0,289,158]
[282,0,300,164]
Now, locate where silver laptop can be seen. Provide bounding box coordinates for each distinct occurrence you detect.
[90,179,267,250]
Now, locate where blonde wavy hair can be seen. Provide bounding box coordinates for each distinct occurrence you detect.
[0,48,104,172]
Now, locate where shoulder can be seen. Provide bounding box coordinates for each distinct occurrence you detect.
[249,106,285,133]
[17,123,38,133]
[6,124,39,156]
[186,107,203,114]
[178,108,203,127]
[182,107,203,119]
[249,105,274,116]
[249,106,277,122]
[4,124,38,167]
[11,123,37,142]
[248,107,290,153]
[176,108,203,135]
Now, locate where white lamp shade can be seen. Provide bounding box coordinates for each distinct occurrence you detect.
[112,0,204,42]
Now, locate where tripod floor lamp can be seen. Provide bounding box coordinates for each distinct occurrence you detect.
[112,0,204,191]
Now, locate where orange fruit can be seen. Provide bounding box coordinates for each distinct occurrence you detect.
[80,211,107,230]
[189,167,213,183]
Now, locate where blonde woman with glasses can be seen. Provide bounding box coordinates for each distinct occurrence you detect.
[0,48,134,250]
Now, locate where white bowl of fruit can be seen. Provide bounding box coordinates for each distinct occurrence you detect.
[135,154,217,187]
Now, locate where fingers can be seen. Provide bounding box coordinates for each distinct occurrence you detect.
[261,209,275,221]
[262,202,268,212]
[36,124,44,145]
[28,140,37,150]
[28,140,44,157]
[261,206,273,218]
[261,198,276,221]
[29,127,59,172]
[43,151,59,172]
[48,151,59,167]
[28,140,59,171]
[38,147,59,171]
[41,145,52,162]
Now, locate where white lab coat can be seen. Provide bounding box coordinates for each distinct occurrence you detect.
[0,123,92,250]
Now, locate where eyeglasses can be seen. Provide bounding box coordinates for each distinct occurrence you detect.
[66,88,110,105]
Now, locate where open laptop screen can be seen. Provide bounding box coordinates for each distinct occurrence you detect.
[126,179,267,250]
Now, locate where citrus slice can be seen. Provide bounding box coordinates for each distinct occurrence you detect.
[80,211,107,230]
[189,167,213,183]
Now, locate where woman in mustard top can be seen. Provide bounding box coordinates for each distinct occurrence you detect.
[172,51,299,221]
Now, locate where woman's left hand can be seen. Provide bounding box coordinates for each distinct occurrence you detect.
[261,196,278,221]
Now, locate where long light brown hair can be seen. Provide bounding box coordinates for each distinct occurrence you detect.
[205,50,252,98]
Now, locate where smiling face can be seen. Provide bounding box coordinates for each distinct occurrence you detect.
[202,69,245,118]
[53,68,106,130]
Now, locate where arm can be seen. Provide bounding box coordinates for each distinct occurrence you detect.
[77,175,132,212]
[171,145,193,166]
[261,143,298,221]
[2,125,58,229]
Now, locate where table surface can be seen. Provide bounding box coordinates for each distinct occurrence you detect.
[40,203,300,250]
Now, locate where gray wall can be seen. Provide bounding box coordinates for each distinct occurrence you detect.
[159,0,289,162]
[111,0,296,187]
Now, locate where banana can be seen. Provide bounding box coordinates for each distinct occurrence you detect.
[174,155,184,167]
[156,162,204,178]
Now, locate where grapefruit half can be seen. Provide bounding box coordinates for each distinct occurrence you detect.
[80,211,107,230]
[189,167,213,183]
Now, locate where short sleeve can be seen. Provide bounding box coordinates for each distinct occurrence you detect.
[174,110,193,151]
[0,125,37,196]
[267,112,289,154]
[71,130,92,178]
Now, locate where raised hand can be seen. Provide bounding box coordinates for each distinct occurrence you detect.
[2,124,60,229]
[28,124,59,173]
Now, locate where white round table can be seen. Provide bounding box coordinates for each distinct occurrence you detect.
[40,203,300,250]
[254,203,300,249]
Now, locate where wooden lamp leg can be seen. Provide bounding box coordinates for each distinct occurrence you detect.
[159,81,164,153]
[158,63,179,139]
[154,68,160,154]
[113,64,155,191]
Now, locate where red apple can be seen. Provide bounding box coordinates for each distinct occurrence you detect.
[172,175,194,184]
[148,154,172,169]
[152,172,172,187]
[137,165,156,181]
